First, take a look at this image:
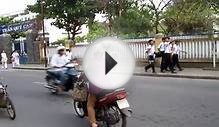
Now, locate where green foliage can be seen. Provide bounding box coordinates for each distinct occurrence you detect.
[75,36,87,43]
[51,38,67,46]
[146,0,174,34]
[28,0,219,39]
[208,0,219,13]
[0,17,14,25]
[28,0,99,44]
[163,0,216,34]
[86,22,108,42]
[112,3,153,38]
[0,17,26,40]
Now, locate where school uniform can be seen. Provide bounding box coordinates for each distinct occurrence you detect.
[158,42,165,72]
[172,44,182,71]
[164,42,174,72]
[145,44,155,73]
[1,52,8,69]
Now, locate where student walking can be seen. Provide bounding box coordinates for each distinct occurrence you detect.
[1,50,8,69]
[163,37,171,71]
[158,37,166,72]
[11,50,20,67]
[172,40,186,71]
[144,40,156,73]
[164,39,176,73]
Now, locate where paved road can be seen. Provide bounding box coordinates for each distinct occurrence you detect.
[0,69,219,127]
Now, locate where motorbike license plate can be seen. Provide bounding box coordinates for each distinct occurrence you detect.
[116,99,130,109]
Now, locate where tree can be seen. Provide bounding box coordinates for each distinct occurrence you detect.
[28,0,100,45]
[112,2,153,38]
[207,0,219,13]
[86,22,108,42]
[163,0,216,34]
[146,0,173,33]
[75,36,87,43]
[97,0,133,35]
[50,38,67,46]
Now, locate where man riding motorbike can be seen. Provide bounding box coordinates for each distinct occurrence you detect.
[50,46,69,92]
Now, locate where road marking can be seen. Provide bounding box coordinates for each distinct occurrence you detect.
[0,69,15,72]
[33,82,47,85]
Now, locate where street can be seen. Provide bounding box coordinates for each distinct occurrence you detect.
[0,69,219,127]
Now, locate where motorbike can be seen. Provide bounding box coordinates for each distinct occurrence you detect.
[73,81,132,127]
[44,60,80,94]
[0,83,16,120]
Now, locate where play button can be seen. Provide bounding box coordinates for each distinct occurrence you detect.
[105,52,117,75]
[83,37,135,90]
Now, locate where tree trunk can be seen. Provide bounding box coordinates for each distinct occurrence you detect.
[155,14,159,34]
[71,32,76,47]
[67,32,70,39]
[108,15,113,36]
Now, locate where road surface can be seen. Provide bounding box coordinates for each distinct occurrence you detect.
[0,69,219,127]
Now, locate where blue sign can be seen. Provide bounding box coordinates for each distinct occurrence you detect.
[0,21,35,34]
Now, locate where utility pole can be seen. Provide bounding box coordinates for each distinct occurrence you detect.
[213,33,217,68]
[41,0,47,67]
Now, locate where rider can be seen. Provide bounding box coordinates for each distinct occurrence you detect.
[87,84,100,127]
[50,46,69,91]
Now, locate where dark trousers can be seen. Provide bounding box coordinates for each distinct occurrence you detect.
[172,54,182,70]
[160,51,165,71]
[164,53,173,71]
[145,55,155,72]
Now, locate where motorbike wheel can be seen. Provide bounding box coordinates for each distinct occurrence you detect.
[47,79,58,94]
[6,98,16,120]
[107,108,127,127]
[73,101,85,118]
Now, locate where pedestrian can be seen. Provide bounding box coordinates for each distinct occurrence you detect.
[1,50,8,69]
[163,38,176,73]
[158,37,166,72]
[11,50,20,67]
[66,49,72,62]
[144,40,156,73]
[172,40,186,71]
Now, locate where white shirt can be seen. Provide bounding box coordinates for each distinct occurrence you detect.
[145,45,155,56]
[12,52,19,58]
[164,42,172,53]
[172,44,181,55]
[50,54,68,67]
[66,51,72,61]
[158,42,165,51]
[1,52,7,60]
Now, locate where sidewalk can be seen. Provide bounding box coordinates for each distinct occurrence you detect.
[13,64,47,70]
[13,64,219,80]
[134,67,219,80]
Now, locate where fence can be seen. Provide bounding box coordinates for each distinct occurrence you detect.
[48,34,219,62]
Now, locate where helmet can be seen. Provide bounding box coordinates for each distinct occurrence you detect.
[56,46,65,51]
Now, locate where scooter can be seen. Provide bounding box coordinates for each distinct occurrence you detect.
[44,61,80,94]
[73,81,132,127]
[0,83,16,120]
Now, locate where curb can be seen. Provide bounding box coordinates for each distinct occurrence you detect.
[13,67,47,70]
[133,72,219,80]
[202,68,219,71]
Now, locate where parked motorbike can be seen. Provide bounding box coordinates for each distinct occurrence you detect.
[73,81,132,127]
[44,60,80,94]
[0,83,16,120]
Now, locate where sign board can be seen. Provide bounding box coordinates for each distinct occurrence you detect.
[0,21,35,34]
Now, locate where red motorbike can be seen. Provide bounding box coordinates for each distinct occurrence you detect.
[73,85,132,127]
